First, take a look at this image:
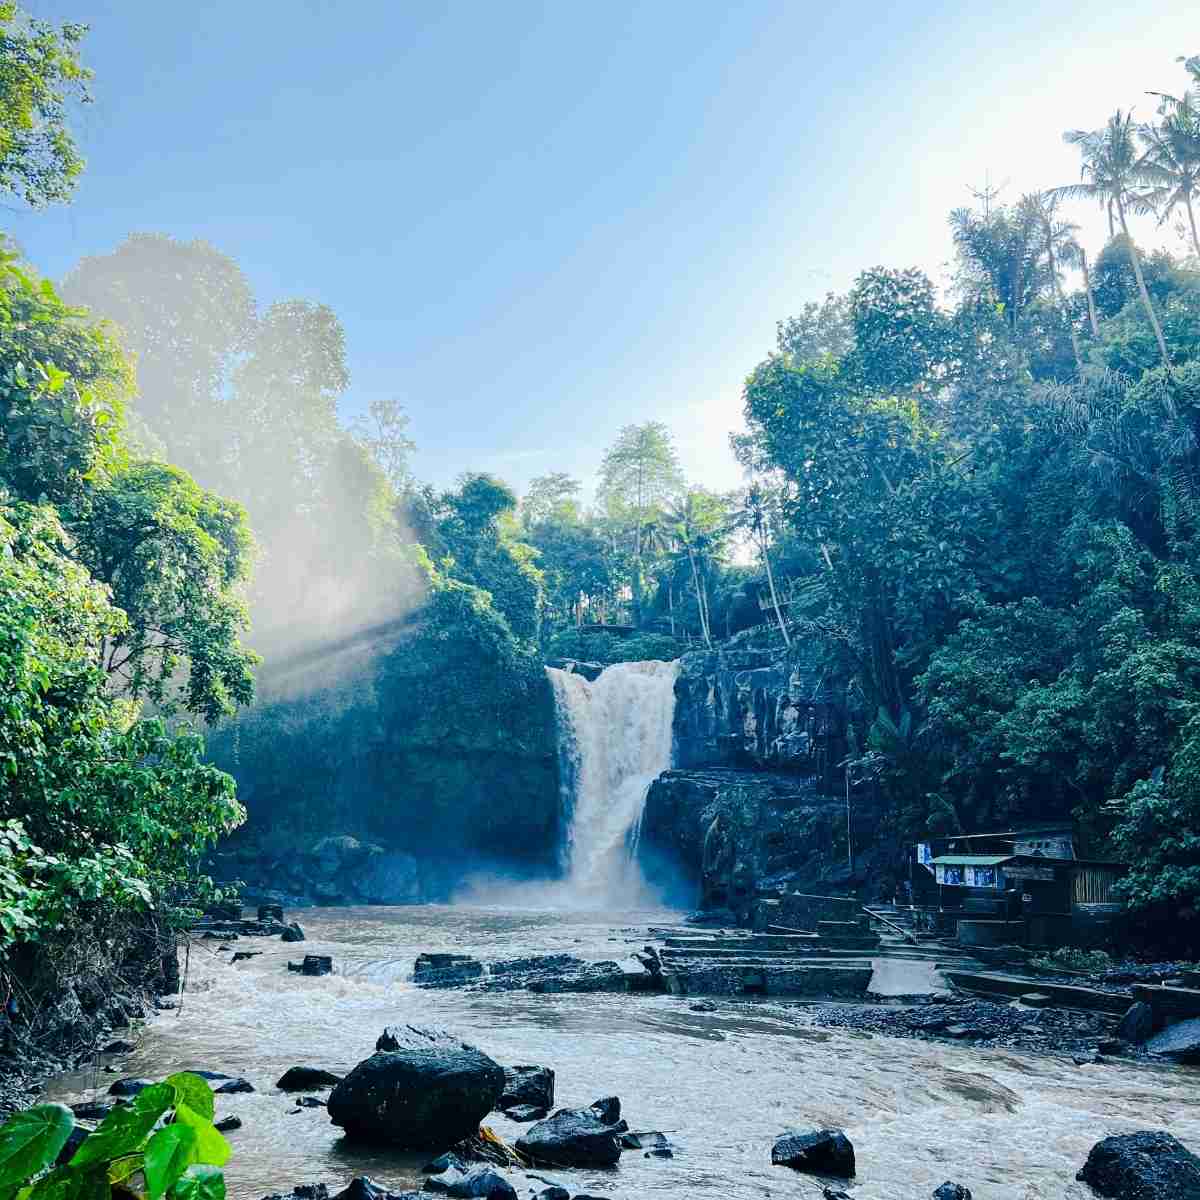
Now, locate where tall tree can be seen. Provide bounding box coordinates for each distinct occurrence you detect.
[1022,192,1085,372]
[597,422,683,624]
[733,483,791,646]
[1055,111,1171,367]
[1140,104,1200,259]
[0,3,90,207]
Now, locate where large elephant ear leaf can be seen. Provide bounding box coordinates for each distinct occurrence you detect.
[171,1106,229,1168]
[164,1075,213,1123]
[144,1124,198,1200]
[0,1105,74,1188]
[170,1164,226,1200]
[70,1082,175,1167]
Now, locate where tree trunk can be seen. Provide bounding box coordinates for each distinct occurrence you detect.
[1081,250,1101,337]
[687,547,711,647]
[1118,201,1171,368]
[1187,193,1200,260]
[667,581,675,636]
[762,540,792,646]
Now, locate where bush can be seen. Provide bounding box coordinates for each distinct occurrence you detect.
[547,628,683,665]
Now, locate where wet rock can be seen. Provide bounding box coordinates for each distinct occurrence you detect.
[190,1070,234,1080]
[1147,1017,1200,1064]
[103,1039,136,1054]
[296,1096,326,1108]
[498,1065,554,1112]
[215,1115,243,1132]
[327,1045,505,1147]
[422,1165,516,1199]
[588,1096,620,1125]
[532,1189,568,1200]
[215,1077,255,1094]
[281,923,306,943]
[70,1101,112,1120]
[823,1191,852,1200]
[414,954,483,989]
[621,1131,669,1150]
[644,1147,673,1159]
[1117,1001,1155,1045]
[232,951,262,963]
[260,1186,337,1200]
[500,1105,546,1122]
[258,904,285,924]
[276,1066,343,1090]
[772,1129,855,1178]
[526,963,628,994]
[287,955,333,976]
[333,1180,422,1200]
[108,1077,155,1097]
[376,1026,479,1053]
[1077,1129,1200,1197]
[689,1000,718,1012]
[515,1108,623,1167]
[932,1185,972,1200]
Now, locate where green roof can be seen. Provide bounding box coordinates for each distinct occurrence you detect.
[930,855,1012,867]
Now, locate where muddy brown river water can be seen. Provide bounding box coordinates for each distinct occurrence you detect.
[44,906,1200,1200]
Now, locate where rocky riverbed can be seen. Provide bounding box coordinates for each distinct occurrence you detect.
[33,905,1200,1200]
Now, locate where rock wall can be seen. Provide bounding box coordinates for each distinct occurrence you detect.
[640,634,897,919]
[673,635,847,781]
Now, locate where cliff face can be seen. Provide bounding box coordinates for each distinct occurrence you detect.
[640,635,894,915]
[673,638,846,782]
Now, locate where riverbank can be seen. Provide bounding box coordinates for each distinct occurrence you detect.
[35,905,1200,1200]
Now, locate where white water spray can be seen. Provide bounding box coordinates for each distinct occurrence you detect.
[547,659,678,904]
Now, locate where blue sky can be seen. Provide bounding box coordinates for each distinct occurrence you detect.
[10,2,1197,497]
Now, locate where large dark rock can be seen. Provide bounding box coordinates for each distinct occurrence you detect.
[215,1077,255,1094]
[333,1180,421,1200]
[422,1165,516,1199]
[772,1129,855,1178]
[1147,1018,1200,1064]
[414,955,483,988]
[108,1077,155,1097]
[327,1045,504,1147]
[1117,1001,1155,1045]
[281,923,306,943]
[498,1066,554,1112]
[515,1108,623,1167]
[277,1066,343,1090]
[932,1186,972,1200]
[1077,1130,1200,1197]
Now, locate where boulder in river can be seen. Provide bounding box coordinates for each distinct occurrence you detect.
[422,1164,517,1199]
[277,1066,343,1090]
[215,1077,255,1094]
[515,1108,623,1167]
[1146,1017,1200,1064]
[215,1116,243,1132]
[281,923,306,943]
[71,1101,112,1120]
[498,1065,554,1112]
[772,1129,856,1178]
[333,1179,421,1200]
[413,954,484,988]
[108,1077,154,1097]
[103,1039,136,1054]
[532,1188,569,1200]
[327,1045,505,1147]
[587,1096,620,1125]
[1077,1129,1200,1197]
[1116,1001,1155,1045]
[288,955,333,976]
[932,1185,972,1200]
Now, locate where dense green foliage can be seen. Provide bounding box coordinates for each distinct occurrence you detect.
[0,1072,231,1200]
[730,55,1200,941]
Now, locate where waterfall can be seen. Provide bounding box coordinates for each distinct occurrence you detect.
[546,659,679,904]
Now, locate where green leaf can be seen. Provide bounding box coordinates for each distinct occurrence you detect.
[171,1106,228,1167]
[165,1075,213,1123]
[144,1124,198,1200]
[0,1104,74,1188]
[70,1082,174,1166]
[106,1153,143,1184]
[170,1165,226,1200]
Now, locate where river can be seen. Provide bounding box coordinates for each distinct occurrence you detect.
[45,906,1200,1200]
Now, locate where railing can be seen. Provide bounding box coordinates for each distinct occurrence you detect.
[862,906,918,943]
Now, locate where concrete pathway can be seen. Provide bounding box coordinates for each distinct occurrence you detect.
[868,955,947,997]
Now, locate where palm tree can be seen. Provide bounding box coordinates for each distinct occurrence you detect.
[1053,111,1171,368]
[1139,107,1200,259]
[1021,192,1084,373]
[732,483,791,646]
[663,492,724,648]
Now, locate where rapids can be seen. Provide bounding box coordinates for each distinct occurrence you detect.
[44,907,1200,1200]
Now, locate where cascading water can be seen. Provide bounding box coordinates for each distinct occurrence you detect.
[546,659,679,904]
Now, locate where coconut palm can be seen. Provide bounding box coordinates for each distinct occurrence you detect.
[1139,108,1200,259]
[731,483,791,646]
[1053,111,1170,368]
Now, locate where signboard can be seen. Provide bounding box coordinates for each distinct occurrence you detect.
[1004,864,1056,882]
